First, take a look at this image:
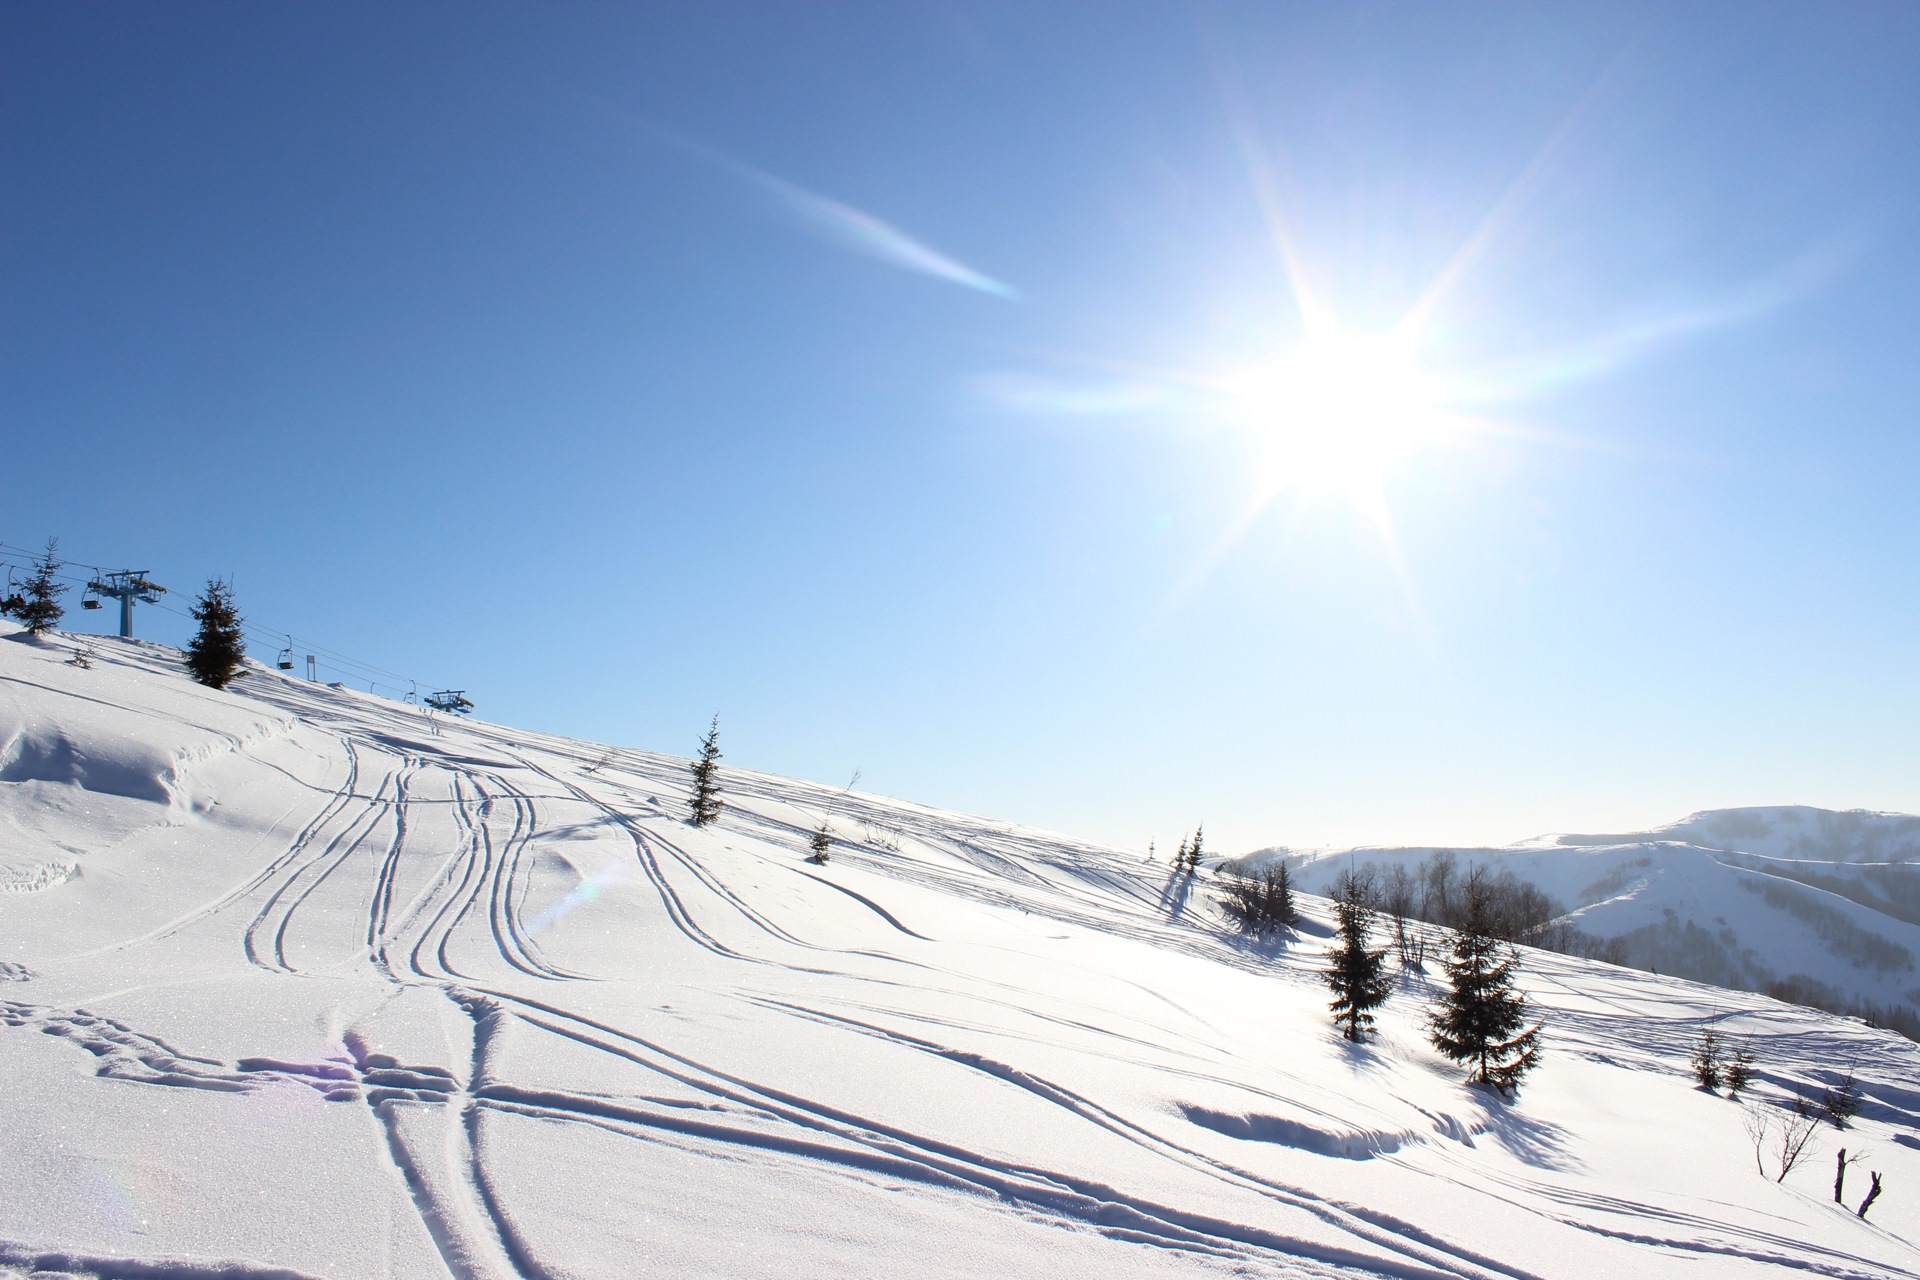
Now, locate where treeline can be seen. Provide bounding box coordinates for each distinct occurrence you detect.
[1361,850,1627,966]
[1764,974,1920,1043]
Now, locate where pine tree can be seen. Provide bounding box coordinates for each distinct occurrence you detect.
[1174,834,1192,872]
[1427,875,1543,1094]
[1690,1029,1723,1091]
[11,538,68,636]
[1724,1040,1757,1097]
[1189,824,1205,867]
[184,577,248,688]
[1324,871,1392,1042]
[688,715,723,828]
[808,819,832,864]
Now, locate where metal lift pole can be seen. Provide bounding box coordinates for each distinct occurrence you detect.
[85,572,167,639]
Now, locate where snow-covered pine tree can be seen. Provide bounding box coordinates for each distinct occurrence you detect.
[1427,873,1543,1093]
[808,819,832,864]
[688,715,723,828]
[1189,824,1205,867]
[11,538,68,636]
[184,578,247,688]
[1324,871,1391,1042]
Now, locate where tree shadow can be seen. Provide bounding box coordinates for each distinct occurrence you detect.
[1464,1084,1579,1171]
[1157,869,1195,921]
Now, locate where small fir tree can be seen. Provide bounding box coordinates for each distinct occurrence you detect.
[184,578,247,688]
[1189,824,1205,867]
[808,819,832,864]
[688,715,723,828]
[1427,875,1543,1094]
[1324,871,1392,1042]
[1690,1029,1723,1091]
[12,538,68,636]
[1820,1065,1862,1129]
[1724,1040,1757,1097]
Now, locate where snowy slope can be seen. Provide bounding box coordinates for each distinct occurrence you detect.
[1286,813,1920,1018]
[3,622,1919,1280]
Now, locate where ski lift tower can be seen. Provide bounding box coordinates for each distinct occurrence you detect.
[86,571,166,638]
[424,690,474,715]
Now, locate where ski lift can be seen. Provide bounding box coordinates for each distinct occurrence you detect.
[81,584,102,611]
[276,637,295,671]
[424,690,474,715]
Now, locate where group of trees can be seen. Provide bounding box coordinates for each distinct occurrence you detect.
[1369,850,1626,966]
[1213,855,1542,1091]
[1319,867,1543,1093]
[5,537,247,689]
[1172,826,1206,873]
[1219,861,1297,936]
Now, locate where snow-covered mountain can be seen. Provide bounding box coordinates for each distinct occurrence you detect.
[1284,809,1920,1026]
[3,620,1918,1279]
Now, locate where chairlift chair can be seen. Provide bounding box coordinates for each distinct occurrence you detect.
[277,638,295,671]
[82,585,102,611]
[424,690,474,715]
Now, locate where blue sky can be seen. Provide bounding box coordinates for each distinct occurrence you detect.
[4,2,1917,851]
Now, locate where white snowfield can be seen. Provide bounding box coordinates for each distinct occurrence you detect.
[1286,810,1920,1018]
[2,624,1917,1280]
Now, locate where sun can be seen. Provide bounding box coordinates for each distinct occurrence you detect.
[1229,332,1455,502]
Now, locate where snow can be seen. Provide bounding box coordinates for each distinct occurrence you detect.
[2,621,1918,1279]
[1284,811,1920,1017]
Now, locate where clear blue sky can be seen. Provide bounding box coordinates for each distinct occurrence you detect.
[4,2,1917,851]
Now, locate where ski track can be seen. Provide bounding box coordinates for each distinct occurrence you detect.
[9,673,1920,1279]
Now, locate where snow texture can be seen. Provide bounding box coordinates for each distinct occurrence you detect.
[2,621,1918,1278]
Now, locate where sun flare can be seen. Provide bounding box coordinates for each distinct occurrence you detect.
[1232,333,1453,500]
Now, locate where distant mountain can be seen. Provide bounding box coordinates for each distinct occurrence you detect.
[1278,806,1920,1033]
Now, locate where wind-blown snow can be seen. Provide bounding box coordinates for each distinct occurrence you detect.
[1,622,1917,1278]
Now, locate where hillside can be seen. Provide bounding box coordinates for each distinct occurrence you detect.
[1285,810,1920,1028]
[3,621,1918,1279]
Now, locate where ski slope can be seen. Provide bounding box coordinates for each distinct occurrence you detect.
[3,622,1918,1279]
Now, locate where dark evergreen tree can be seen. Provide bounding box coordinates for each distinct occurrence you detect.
[1690,1029,1723,1091]
[184,577,247,688]
[1427,875,1543,1093]
[1324,871,1392,1042]
[688,715,723,828]
[11,539,68,636]
[808,819,832,864]
[1189,824,1205,867]
[1724,1040,1757,1097]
